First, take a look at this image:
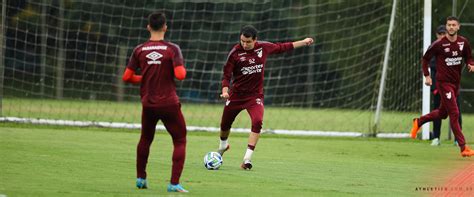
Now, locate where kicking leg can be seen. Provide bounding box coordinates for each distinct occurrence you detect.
[218,105,242,156]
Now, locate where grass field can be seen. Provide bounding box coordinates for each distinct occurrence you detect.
[3,98,474,136]
[1,123,473,196]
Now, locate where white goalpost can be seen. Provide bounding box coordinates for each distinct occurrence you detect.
[421,0,432,140]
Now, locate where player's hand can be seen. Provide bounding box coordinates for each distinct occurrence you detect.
[220,92,230,100]
[424,76,432,86]
[303,38,314,46]
[468,64,474,72]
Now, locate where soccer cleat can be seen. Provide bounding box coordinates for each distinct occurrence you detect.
[167,184,189,193]
[136,178,147,189]
[410,118,421,139]
[241,159,252,170]
[430,138,440,146]
[217,144,230,156]
[461,146,474,157]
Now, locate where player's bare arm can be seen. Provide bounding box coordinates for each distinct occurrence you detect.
[292,38,314,48]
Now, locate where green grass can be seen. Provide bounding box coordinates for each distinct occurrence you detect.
[1,124,472,196]
[3,98,474,135]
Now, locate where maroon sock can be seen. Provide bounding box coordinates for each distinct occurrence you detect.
[247,144,255,151]
[170,138,186,185]
[136,138,153,179]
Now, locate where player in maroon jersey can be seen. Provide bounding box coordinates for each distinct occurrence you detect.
[410,16,474,157]
[217,25,314,169]
[122,12,188,192]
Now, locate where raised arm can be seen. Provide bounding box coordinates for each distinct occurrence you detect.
[292,38,314,49]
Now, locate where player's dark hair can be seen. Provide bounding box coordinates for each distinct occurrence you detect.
[240,25,258,40]
[446,16,459,23]
[148,12,166,31]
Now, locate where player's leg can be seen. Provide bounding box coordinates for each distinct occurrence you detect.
[218,104,243,156]
[411,85,448,139]
[241,98,264,170]
[457,95,462,145]
[438,83,473,156]
[411,106,448,139]
[136,106,160,189]
[431,93,442,145]
[160,104,188,192]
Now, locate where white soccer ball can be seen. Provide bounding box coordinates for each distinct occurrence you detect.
[203,152,223,170]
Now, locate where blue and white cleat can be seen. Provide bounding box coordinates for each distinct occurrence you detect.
[136,178,147,189]
[167,184,189,193]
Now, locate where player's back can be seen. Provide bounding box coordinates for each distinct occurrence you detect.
[128,40,184,107]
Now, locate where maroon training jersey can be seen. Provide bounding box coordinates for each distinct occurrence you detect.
[127,40,184,107]
[422,36,474,85]
[222,41,294,100]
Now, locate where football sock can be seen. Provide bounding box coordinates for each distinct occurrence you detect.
[244,146,254,161]
[247,144,255,150]
[171,137,186,185]
[219,139,228,150]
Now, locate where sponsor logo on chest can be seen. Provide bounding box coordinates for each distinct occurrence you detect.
[445,56,462,66]
[241,64,263,75]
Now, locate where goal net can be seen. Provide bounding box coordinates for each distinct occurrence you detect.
[0,0,424,136]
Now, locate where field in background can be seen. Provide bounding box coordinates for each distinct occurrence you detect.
[1,124,472,196]
[3,98,474,137]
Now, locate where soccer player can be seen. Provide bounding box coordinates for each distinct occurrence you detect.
[429,25,463,146]
[122,12,188,192]
[217,25,314,169]
[410,16,474,157]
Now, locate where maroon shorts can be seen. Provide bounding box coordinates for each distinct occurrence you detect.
[220,97,264,133]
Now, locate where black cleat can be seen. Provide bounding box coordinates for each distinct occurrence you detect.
[240,160,252,170]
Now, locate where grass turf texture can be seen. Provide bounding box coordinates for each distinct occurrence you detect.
[3,98,474,135]
[1,124,472,196]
